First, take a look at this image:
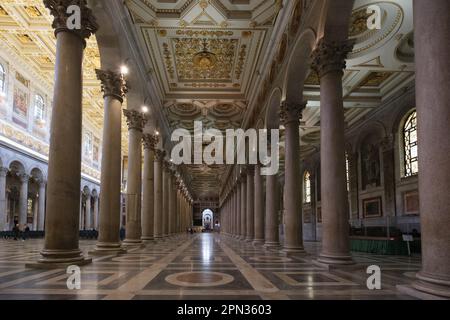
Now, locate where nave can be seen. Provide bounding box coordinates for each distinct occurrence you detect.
[0,234,419,300]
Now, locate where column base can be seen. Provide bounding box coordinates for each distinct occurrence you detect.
[410,272,450,298]
[26,249,92,269]
[316,253,355,267]
[263,242,281,249]
[141,236,154,241]
[252,239,265,246]
[122,238,144,247]
[397,284,449,300]
[281,246,306,255]
[89,242,127,256]
[245,237,254,242]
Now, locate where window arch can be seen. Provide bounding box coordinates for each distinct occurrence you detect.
[0,63,6,93]
[34,94,45,121]
[403,110,418,177]
[303,171,311,204]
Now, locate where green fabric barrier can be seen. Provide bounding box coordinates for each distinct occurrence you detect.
[350,239,421,255]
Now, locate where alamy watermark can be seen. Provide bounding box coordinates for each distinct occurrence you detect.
[171,121,280,176]
[66,265,81,290]
[366,265,381,290]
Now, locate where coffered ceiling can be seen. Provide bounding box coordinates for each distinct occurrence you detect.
[125,0,280,199]
[0,0,130,162]
[300,0,415,157]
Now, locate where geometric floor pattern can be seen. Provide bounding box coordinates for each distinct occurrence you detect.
[0,234,420,300]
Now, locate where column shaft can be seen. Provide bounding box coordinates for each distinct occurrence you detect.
[412,0,450,297]
[280,102,305,253]
[93,69,127,254]
[142,135,158,240]
[33,0,98,266]
[264,173,280,247]
[162,165,169,237]
[240,175,247,239]
[246,167,255,241]
[312,39,353,264]
[253,164,264,245]
[123,110,146,246]
[153,150,164,239]
[0,168,7,231]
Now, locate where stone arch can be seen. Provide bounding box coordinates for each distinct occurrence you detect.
[356,121,387,150]
[30,167,45,181]
[265,87,283,130]
[82,185,91,196]
[282,28,317,104]
[8,160,25,175]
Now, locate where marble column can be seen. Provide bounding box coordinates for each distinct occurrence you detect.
[168,169,176,236]
[85,193,91,230]
[30,0,98,268]
[123,110,147,246]
[240,169,247,240]
[264,172,280,248]
[253,164,265,245]
[236,180,241,238]
[141,134,158,240]
[0,167,8,231]
[92,69,127,254]
[79,193,84,230]
[162,161,170,238]
[232,188,236,236]
[153,150,165,239]
[18,174,29,228]
[93,196,98,230]
[411,0,450,297]
[312,39,353,265]
[176,182,181,232]
[246,166,255,242]
[280,101,306,253]
[32,199,38,231]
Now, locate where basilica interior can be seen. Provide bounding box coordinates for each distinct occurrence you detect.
[0,0,449,301]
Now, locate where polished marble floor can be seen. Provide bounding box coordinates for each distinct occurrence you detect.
[0,233,420,300]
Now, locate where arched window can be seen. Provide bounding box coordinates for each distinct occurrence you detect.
[303,171,311,204]
[0,63,6,93]
[403,110,418,177]
[34,94,45,121]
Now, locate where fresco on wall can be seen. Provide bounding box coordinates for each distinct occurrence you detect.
[12,87,28,129]
[361,143,381,190]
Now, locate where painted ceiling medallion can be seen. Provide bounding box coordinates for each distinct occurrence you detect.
[193,39,217,73]
[174,38,237,81]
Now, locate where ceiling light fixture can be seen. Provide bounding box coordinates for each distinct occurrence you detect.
[120,65,129,75]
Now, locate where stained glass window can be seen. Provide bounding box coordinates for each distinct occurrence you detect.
[304,171,311,204]
[404,111,418,177]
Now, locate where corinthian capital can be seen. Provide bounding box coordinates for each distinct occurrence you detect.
[280,101,306,125]
[311,38,354,78]
[142,134,159,150]
[96,69,128,103]
[123,110,147,132]
[44,0,98,43]
[155,149,166,162]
